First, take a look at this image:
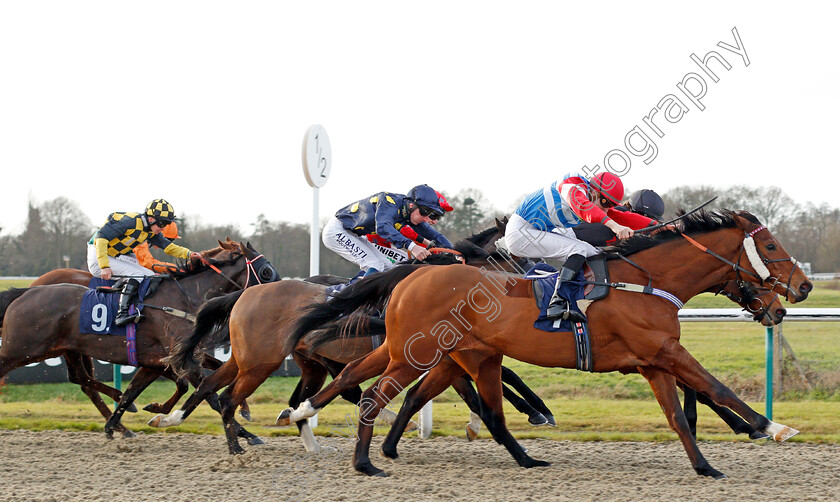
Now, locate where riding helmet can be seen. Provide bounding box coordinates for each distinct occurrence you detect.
[628,189,665,221]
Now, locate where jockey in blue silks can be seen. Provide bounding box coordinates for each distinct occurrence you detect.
[323,184,453,276]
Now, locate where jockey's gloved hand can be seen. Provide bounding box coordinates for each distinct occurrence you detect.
[426,240,438,248]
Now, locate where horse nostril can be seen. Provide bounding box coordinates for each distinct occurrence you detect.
[777,308,787,318]
[800,282,813,294]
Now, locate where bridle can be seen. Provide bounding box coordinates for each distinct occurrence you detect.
[681,224,801,301]
[715,280,781,322]
[199,251,279,290]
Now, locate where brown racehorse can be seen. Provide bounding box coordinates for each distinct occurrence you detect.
[279,210,811,479]
[0,240,278,438]
[26,268,253,425]
[150,227,551,454]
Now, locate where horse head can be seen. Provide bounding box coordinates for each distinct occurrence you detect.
[189,240,279,289]
[714,280,786,326]
[730,211,812,303]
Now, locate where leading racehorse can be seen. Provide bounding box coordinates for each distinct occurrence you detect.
[279,210,811,478]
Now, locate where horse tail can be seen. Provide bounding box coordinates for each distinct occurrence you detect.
[165,289,244,377]
[0,288,31,334]
[283,264,424,355]
[302,316,387,355]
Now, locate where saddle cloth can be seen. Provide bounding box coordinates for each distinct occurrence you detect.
[78,277,151,335]
[525,263,587,333]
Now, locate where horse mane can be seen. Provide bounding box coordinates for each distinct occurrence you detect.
[602,209,758,259]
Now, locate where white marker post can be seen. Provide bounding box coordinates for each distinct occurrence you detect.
[302,124,332,428]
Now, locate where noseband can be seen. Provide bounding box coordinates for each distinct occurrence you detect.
[682,225,801,301]
[200,252,279,290]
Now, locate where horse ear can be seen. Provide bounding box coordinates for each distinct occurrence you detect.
[495,217,506,232]
[246,242,256,251]
[217,240,225,247]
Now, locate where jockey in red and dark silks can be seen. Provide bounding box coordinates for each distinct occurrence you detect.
[323,184,453,277]
[504,172,654,322]
[87,199,200,326]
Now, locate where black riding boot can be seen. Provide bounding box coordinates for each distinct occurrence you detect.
[114,278,142,326]
[545,254,587,322]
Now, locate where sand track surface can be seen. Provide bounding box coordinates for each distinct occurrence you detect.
[1,429,838,501]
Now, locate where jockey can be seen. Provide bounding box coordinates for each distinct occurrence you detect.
[134,221,181,274]
[87,199,200,326]
[366,190,454,252]
[572,188,665,246]
[323,184,453,276]
[624,188,665,221]
[505,172,651,322]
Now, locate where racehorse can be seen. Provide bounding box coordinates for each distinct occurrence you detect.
[278,210,811,478]
[150,225,553,454]
[26,268,253,427]
[0,240,278,438]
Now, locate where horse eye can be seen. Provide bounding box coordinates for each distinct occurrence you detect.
[766,243,777,251]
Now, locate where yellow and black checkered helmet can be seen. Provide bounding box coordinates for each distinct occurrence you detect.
[145,198,178,224]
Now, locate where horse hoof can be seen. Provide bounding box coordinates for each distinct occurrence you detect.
[104,431,115,440]
[522,458,550,468]
[147,415,164,428]
[749,431,771,440]
[142,403,162,413]
[356,462,388,477]
[275,409,293,427]
[403,420,419,433]
[229,446,246,455]
[122,430,137,439]
[126,403,138,413]
[465,426,478,441]
[380,449,400,461]
[528,413,548,426]
[767,422,800,442]
[239,409,252,422]
[544,414,556,427]
[247,437,265,446]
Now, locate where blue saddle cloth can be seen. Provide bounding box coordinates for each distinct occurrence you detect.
[524,263,587,332]
[79,278,151,335]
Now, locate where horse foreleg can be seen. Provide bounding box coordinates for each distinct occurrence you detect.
[638,366,726,479]
[277,344,391,426]
[148,357,239,428]
[218,366,276,454]
[104,367,163,439]
[201,354,251,421]
[677,382,766,440]
[657,337,798,441]
[682,385,698,438]
[501,365,554,426]
[142,367,189,414]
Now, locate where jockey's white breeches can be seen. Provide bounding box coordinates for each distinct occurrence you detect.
[322,217,409,272]
[87,244,154,279]
[504,213,600,261]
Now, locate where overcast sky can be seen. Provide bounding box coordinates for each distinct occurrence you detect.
[1,1,837,236]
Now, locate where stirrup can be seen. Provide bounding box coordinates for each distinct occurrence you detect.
[114,311,143,326]
[545,297,585,322]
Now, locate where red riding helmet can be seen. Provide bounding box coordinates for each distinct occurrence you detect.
[590,172,624,206]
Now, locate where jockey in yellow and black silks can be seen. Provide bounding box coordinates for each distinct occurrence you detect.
[86,198,199,326]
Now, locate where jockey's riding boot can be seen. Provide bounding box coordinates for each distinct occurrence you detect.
[114,278,143,326]
[545,254,587,323]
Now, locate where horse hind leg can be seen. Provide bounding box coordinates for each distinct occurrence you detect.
[638,366,725,479]
[451,352,548,469]
[500,365,554,426]
[353,361,426,477]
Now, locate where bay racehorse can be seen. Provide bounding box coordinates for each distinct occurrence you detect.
[279,210,811,478]
[0,240,278,438]
[150,226,553,454]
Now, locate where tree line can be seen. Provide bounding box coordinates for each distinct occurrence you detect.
[0,185,837,278]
